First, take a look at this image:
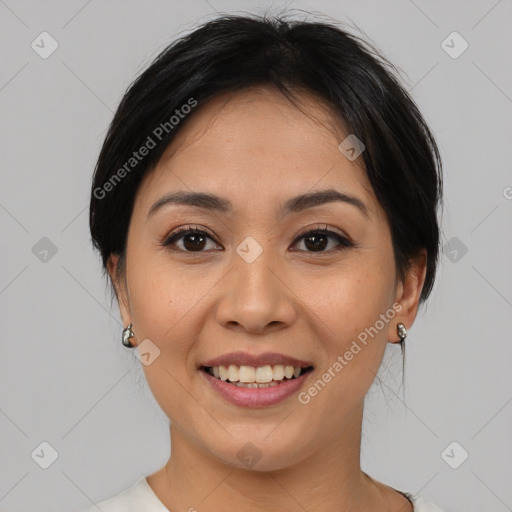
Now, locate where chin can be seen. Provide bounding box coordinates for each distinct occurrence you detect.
[207,435,311,473]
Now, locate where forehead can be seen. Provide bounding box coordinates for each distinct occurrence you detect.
[161,86,349,162]
[134,87,377,217]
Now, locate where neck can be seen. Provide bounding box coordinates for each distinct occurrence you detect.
[147,403,410,512]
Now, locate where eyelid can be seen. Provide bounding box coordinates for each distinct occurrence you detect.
[162,224,220,247]
[290,225,353,252]
[162,223,353,252]
[294,223,349,241]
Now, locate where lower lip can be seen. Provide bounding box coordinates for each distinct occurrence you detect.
[199,369,313,408]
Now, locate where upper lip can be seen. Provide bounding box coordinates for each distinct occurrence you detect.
[201,351,314,369]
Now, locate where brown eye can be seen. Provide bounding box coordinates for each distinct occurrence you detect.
[162,225,352,254]
[163,227,221,252]
[292,228,352,253]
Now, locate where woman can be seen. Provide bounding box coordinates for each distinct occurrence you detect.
[84,12,444,512]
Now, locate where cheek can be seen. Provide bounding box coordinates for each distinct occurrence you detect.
[128,255,208,342]
[302,256,396,393]
[131,283,199,424]
[308,258,395,342]
[125,257,213,416]
[295,270,394,428]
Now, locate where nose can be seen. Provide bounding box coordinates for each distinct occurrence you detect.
[215,248,298,335]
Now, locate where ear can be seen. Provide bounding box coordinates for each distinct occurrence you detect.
[387,248,427,343]
[107,254,132,327]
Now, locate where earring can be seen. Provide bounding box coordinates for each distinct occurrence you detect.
[397,322,407,342]
[122,323,135,348]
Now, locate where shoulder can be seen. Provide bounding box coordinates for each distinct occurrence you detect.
[402,492,445,512]
[78,476,169,512]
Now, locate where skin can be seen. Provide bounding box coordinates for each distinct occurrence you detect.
[108,86,426,512]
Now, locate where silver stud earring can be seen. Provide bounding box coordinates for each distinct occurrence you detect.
[122,323,135,348]
[397,322,407,342]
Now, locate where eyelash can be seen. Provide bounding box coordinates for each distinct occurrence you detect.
[161,224,353,254]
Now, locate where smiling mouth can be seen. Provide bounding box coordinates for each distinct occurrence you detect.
[201,365,314,388]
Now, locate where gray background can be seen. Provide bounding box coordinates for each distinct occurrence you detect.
[1,1,511,511]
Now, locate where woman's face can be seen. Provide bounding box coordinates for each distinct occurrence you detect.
[109,87,425,470]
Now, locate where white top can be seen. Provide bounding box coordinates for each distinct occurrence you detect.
[79,476,444,512]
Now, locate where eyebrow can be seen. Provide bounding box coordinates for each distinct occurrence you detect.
[147,188,369,219]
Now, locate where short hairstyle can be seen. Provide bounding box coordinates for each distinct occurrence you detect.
[89,13,443,305]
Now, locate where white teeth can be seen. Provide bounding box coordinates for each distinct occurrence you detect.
[234,381,280,388]
[255,365,273,383]
[272,365,284,380]
[284,366,295,379]
[207,364,309,383]
[227,364,239,382]
[238,365,256,382]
